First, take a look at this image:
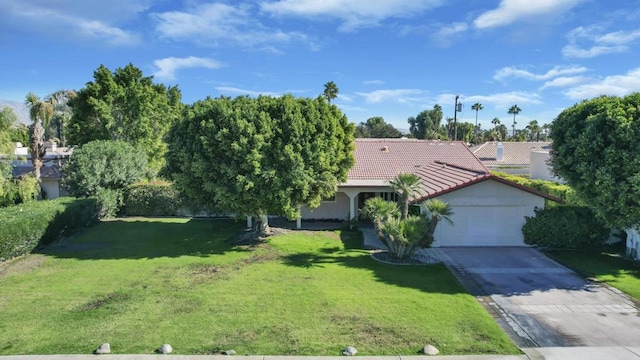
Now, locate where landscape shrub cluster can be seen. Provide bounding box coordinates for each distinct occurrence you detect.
[124,181,182,216]
[491,171,582,205]
[522,206,610,249]
[0,197,100,261]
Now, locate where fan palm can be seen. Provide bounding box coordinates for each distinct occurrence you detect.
[419,199,454,247]
[508,104,521,138]
[323,81,339,104]
[471,102,483,143]
[388,173,423,219]
[24,92,54,182]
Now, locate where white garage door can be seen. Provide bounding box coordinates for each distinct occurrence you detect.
[433,205,526,246]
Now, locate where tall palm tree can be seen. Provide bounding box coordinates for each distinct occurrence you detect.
[471,102,483,144]
[388,173,423,219]
[508,104,521,138]
[323,81,339,104]
[46,90,76,147]
[24,92,54,182]
[491,117,501,141]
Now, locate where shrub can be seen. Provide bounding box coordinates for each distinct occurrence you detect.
[492,171,583,206]
[96,189,124,219]
[522,206,610,249]
[124,181,182,216]
[0,197,100,261]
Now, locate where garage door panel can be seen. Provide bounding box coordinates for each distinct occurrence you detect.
[434,205,525,247]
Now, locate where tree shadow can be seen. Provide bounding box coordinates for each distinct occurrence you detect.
[36,218,252,260]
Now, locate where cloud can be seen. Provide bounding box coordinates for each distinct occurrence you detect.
[564,68,640,100]
[363,80,385,85]
[0,0,144,46]
[540,76,590,90]
[474,0,583,29]
[355,89,424,104]
[463,91,542,107]
[215,87,280,97]
[260,0,444,32]
[153,3,310,49]
[431,22,468,46]
[562,25,640,58]
[494,65,588,82]
[153,57,223,80]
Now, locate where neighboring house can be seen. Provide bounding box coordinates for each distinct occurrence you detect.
[471,141,551,176]
[302,138,559,247]
[530,147,564,183]
[10,141,72,199]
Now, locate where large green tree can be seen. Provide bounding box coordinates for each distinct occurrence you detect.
[550,93,640,229]
[354,116,403,138]
[408,105,442,139]
[165,95,355,230]
[67,64,182,174]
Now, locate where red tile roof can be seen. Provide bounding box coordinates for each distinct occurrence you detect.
[471,141,551,166]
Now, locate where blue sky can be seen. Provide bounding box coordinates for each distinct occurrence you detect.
[1,0,640,131]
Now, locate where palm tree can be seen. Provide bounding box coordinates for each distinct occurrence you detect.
[388,173,423,219]
[508,104,521,138]
[419,199,454,247]
[471,102,483,144]
[323,81,339,104]
[491,117,501,141]
[46,90,76,147]
[360,197,400,251]
[526,120,541,142]
[24,92,54,182]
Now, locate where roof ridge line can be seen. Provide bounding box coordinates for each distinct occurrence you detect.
[432,161,489,175]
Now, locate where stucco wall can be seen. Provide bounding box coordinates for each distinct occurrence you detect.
[530,151,564,182]
[301,191,351,220]
[41,179,61,199]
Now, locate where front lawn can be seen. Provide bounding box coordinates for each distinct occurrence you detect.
[546,249,640,300]
[0,218,518,355]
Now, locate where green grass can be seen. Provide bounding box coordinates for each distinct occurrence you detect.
[0,217,519,356]
[546,248,640,300]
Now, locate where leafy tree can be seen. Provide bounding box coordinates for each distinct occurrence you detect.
[508,104,521,138]
[1,107,39,206]
[388,173,423,219]
[9,124,29,145]
[165,95,355,231]
[63,140,148,198]
[25,92,54,182]
[323,81,339,103]
[67,64,183,174]
[408,105,442,139]
[471,102,483,143]
[0,107,17,155]
[354,116,403,138]
[550,93,640,229]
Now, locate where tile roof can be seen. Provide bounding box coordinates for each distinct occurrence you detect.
[349,138,488,180]
[346,138,559,202]
[471,141,551,166]
[12,165,63,180]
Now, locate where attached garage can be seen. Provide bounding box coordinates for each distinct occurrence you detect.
[432,179,546,247]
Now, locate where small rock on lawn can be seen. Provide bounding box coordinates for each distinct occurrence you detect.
[421,344,439,355]
[342,346,357,356]
[94,343,110,355]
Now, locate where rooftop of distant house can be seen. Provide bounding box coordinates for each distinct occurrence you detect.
[470,141,551,166]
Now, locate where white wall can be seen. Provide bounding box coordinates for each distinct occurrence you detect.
[627,228,640,260]
[41,179,61,199]
[530,151,564,182]
[301,191,351,220]
[433,179,545,246]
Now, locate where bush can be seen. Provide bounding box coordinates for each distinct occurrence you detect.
[492,171,583,205]
[96,189,124,219]
[0,197,100,261]
[124,181,182,216]
[522,206,610,249]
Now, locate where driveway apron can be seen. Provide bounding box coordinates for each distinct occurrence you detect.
[438,247,640,347]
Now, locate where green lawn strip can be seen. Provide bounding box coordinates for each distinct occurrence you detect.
[0,218,518,355]
[545,249,640,300]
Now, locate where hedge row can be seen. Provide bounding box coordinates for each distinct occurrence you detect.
[124,181,182,216]
[491,171,582,205]
[0,197,100,261]
[522,206,610,249]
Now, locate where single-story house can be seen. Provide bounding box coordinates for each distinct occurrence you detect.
[9,141,72,199]
[302,138,559,247]
[471,141,551,176]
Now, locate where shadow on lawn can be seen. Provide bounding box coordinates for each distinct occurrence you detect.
[37,218,251,260]
[280,230,466,295]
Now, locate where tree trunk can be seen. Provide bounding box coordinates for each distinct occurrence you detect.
[257,214,269,236]
[30,121,45,182]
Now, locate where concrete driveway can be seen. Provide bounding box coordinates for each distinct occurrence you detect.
[437,247,640,348]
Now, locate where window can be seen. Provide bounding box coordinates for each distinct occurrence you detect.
[322,194,337,203]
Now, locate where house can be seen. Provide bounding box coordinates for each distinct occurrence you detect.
[10,141,72,199]
[301,138,559,247]
[471,141,551,176]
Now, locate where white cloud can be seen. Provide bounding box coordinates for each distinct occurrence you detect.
[153,57,223,80]
[215,87,280,97]
[474,0,583,29]
[562,25,640,58]
[0,0,144,46]
[463,91,542,107]
[540,76,590,90]
[363,80,385,85]
[431,22,468,46]
[564,68,640,100]
[355,89,424,104]
[260,0,444,32]
[153,3,309,49]
[494,65,588,82]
